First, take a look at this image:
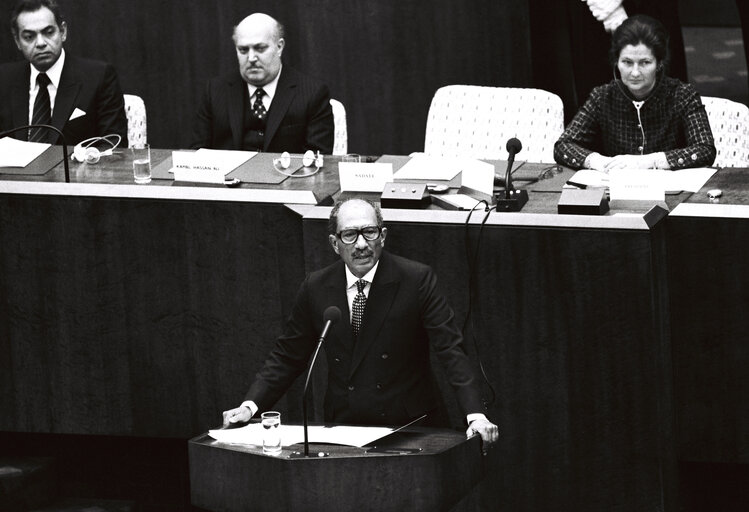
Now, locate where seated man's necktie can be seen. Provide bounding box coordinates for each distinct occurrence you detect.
[29,73,52,143]
[251,88,267,123]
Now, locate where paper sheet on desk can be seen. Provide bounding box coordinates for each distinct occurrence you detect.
[0,137,50,167]
[567,167,717,193]
[208,423,395,448]
[394,155,473,181]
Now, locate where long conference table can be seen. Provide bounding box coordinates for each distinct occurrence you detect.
[0,147,746,511]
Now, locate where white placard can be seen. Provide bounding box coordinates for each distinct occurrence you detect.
[339,162,394,192]
[171,149,255,173]
[172,167,227,184]
[608,169,665,201]
[459,159,495,196]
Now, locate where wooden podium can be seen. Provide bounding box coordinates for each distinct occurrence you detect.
[189,426,485,512]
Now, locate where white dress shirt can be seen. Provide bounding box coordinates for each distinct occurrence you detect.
[28,49,66,124]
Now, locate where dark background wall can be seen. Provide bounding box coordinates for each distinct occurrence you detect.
[0,0,532,155]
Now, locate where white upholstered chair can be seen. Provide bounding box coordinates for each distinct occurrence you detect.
[123,94,147,147]
[330,98,348,155]
[701,96,749,168]
[423,85,565,162]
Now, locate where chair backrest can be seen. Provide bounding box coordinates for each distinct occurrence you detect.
[701,96,749,168]
[123,94,147,147]
[424,85,564,163]
[330,98,348,155]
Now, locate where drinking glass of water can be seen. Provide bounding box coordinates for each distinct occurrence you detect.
[131,143,151,184]
[261,411,282,455]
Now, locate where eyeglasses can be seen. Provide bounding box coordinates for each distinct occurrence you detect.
[538,164,564,181]
[336,226,381,244]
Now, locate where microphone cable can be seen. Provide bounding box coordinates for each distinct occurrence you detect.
[460,199,497,407]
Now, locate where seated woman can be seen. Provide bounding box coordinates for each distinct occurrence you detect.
[554,15,716,171]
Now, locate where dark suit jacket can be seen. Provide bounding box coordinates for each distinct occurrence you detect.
[0,55,127,146]
[245,252,485,426]
[190,66,334,154]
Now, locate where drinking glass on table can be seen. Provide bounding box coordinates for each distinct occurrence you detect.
[261,411,282,455]
[131,143,151,184]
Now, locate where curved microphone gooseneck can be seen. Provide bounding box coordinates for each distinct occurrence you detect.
[0,124,70,182]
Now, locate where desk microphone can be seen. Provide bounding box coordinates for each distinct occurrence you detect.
[0,124,70,183]
[301,306,341,457]
[495,137,528,211]
[504,138,522,199]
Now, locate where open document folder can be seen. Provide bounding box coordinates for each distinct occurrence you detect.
[208,414,427,449]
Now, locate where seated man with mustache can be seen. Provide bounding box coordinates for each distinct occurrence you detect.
[0,0,127,146]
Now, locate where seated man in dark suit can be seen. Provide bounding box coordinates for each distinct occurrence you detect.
[0,0,127,145]
[190,13,334,154]
[222,199,499,452]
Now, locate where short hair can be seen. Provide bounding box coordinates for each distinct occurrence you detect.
[10,0,64,38]
[609,15,670,71]
[327,199,384,236]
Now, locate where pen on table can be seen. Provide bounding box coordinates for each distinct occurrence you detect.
[565,180,587,189]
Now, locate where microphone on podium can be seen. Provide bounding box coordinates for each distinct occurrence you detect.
[0,124,71,183]
[495,137,528,212]
[301,306,341,457]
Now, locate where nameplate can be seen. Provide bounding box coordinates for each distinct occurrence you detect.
[609,169,665,201]
[339,162,393,192]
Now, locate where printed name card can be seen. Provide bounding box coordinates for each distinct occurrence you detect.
[339,162,394,192]
[170,149,255,183]
[608,169,665,201]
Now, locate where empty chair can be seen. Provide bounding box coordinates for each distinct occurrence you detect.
[701,96,749,168]
[330,98,348,155]
[423,85,564,163]
[123,94,147,147]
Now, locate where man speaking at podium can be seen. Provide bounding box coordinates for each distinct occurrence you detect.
[223,199,499,451]
[190,13,334,154]
[0,0,127,145]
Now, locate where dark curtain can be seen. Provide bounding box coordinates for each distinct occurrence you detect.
[529,0,687,123]
[0,0,532,155]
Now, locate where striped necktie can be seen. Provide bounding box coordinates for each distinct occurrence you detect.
[29,73,52,143]
[351,279,367,339]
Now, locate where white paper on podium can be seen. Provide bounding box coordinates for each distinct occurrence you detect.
[0,137,50,167]
[208,423,396,448]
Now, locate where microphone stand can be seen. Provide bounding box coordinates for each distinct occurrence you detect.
[495,142,528,212]
[302,337,326,457]
[0,124,70,183]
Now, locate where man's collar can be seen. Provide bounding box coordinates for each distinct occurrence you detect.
[248,65,282,102]
[30,48,65,89]
[345,259,380,288]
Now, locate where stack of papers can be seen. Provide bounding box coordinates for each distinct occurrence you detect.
[208,423,396,448]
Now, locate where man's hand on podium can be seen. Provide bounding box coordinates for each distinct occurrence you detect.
[222,405,253,427]
[466,418,499,455]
